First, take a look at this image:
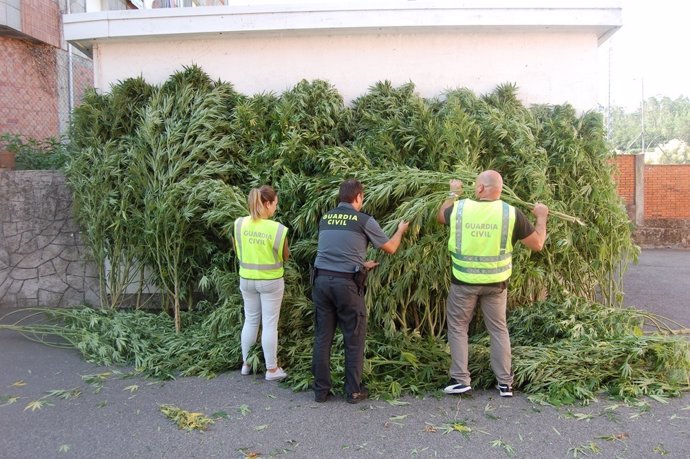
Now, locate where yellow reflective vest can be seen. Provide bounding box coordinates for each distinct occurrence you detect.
[234,216,287,280]
[448,199,516,284]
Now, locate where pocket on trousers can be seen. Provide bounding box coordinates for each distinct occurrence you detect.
[495,282,507,294]
[260,278,284,294]
[353,305,367,337]
[346,282,360,297]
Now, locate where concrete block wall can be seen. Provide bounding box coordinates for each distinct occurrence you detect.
[634,219,690,248]
[0,170,100,307]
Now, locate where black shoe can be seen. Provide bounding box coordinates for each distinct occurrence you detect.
[496,384,513,397]
[443,378,472,394]
[314,391,332,403]
[346,389,369,404]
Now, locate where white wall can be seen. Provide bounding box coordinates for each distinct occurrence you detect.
[93,30,599,108]
[66,1,621,109]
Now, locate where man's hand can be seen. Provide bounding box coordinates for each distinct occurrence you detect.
[363,260,380,270]
[521,203,549,252]
[380,220,410,254]
[532,203,549,219]
[438,180,462,224]
[449,179,463,194]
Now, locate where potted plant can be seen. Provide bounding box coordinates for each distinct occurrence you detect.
[0,133,16,170]
[0,133,69,170]
[0,142,15,170]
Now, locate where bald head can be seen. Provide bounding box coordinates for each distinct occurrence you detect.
[475,170,503,200]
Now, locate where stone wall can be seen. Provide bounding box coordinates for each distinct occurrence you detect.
[633,219,690,249]
[0,170,99,307]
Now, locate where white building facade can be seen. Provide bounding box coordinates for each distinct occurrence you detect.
[63,1,622,110]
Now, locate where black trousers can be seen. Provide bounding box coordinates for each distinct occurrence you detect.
[311,275,367,396]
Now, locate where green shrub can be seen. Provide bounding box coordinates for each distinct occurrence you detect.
[10,67,680,405]
[0,133,70,170]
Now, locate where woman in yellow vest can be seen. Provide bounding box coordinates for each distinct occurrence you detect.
[234,185,290,381]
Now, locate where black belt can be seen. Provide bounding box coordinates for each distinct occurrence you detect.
[316,269,354,279]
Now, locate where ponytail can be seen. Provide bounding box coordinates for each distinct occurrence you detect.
[247,185,277,220]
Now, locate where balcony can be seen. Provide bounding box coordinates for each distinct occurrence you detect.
[78,1,232,12]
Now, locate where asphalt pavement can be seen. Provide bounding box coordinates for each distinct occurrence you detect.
[0,249,688,458]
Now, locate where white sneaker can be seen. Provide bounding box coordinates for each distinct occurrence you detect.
[443,379,472,394]
[265,367,287,381]
[241,363,251,376]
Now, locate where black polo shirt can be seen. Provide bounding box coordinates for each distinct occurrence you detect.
[314,202,390,273]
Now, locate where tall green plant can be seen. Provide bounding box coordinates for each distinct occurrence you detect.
[66,78,156,308]
[127,69,244,332]
[57,71,664,403]
[532,105,638,304]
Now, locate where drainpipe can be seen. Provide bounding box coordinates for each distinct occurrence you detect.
[66,0,74,121]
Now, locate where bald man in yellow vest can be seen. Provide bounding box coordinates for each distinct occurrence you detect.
[437,170,548,397]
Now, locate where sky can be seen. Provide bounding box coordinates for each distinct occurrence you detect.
[598,0,689,111]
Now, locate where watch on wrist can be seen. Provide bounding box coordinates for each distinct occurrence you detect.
[448,191,459,199]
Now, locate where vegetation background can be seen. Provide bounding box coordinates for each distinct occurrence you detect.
[2,66,688,407]
[606,96,690,163]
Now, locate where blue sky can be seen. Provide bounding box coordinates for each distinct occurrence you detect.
[598,0,688,111]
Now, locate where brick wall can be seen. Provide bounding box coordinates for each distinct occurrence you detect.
[614,154,690,220]
[0,36,60,139]
[644,165,690,219]
[71,51,93,106]
[0,0,94,139]
[612,154,635,207]
[21,0,62,49]
[0,35,94,139]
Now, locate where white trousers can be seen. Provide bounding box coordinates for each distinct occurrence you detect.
[239,278,285,370]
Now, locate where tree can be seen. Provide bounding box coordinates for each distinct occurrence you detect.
[606,96,690,161]
[657,139,689,164]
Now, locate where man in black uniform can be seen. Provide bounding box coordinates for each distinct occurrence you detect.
[312,179,409,403]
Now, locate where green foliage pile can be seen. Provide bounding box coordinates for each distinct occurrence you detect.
[8,65,685,404]
[3,297,686,405]
[0,133,69,170]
